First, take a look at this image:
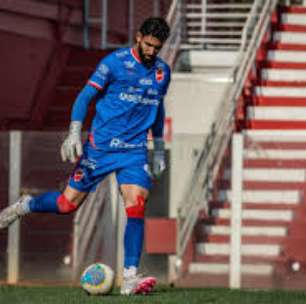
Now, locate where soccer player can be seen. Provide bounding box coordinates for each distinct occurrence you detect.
[0,17,171,295]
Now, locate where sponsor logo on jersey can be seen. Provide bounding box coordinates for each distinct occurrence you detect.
[139,78,153,86]
[155,69,164,82]
[73,169,84,182]
[110,138,147,149]
[119,92,159,106]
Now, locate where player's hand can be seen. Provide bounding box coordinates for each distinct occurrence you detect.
[60,121,83,163]
[152,138,166,178]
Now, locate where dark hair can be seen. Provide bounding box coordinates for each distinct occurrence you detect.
[139,17,170,43]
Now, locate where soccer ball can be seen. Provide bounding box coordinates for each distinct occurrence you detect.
[80,263,114,295]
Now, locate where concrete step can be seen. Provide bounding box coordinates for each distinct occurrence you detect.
[247,120,306,129]
[203,225,287,236]
[268,42,306,52]
[218,189,300,204]
[267,50,306,63]
[220,180,306,191]
[252,96,306,107]
[274,31,306,44]
[196,243,281,256]
[279,24,306,32]
[263,61,306,69]
[223,168,306,182]
[245,149,306,159]
[244,158,306,169]
[244,129,306,142]
[247,106,306,121]
[282,13,306,26]
[255,86,306,97]
[261,68,306,81]
[212,208,293,221]
[259,79,306,87]
[189,262,273,275]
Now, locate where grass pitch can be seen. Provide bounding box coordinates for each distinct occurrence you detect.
[1,285,306,304]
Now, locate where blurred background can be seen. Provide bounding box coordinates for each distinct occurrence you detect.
[2,0,306,291]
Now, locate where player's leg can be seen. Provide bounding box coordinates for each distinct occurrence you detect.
[0,140,104,229]
[0,186,87,229]
[119,184,156,295]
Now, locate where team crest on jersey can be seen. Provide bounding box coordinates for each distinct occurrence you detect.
[73,169,84,182]
[155,69,164,82]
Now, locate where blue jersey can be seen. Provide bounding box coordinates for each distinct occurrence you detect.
[72,48,171,151]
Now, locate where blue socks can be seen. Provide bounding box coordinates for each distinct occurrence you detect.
[29,191,61,213]
[124,218,144,269]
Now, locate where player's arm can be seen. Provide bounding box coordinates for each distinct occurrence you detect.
[151,64,171,177]
[151,99,166,178]
[61,56,113,163]
[60,84,99,163]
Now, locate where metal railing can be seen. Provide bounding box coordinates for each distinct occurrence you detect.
[83,0,171,50]
[182,0,254,50]
[159,0,184,69]
[175,0,278,273]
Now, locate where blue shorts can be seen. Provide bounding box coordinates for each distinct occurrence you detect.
[68,142,152,192]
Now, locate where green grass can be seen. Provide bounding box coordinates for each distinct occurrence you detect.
[1,285,306,304]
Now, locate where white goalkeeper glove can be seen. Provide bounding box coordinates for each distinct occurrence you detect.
[60,121,83,163]
[152,137,166,178]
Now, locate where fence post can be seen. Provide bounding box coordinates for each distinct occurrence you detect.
[101,0,108,49]
[229,133,243,288]
[7,131,22,284]
[128,0,135,46]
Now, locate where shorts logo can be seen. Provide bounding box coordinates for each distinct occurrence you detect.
[73,169,84,182]
[155,69,164,82]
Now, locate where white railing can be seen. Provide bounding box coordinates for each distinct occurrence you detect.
[182,0,254,50]
[175,0,278,273]
[159,0,183,69]
[72,179,110,279]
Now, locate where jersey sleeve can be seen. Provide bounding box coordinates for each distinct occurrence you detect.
[87,53,114,91]
[71,84,98,122]
[160,64,171,96]
[151,99,165,138]
[151,63,171,138]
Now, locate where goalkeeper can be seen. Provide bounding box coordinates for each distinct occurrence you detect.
[0,17,171,296]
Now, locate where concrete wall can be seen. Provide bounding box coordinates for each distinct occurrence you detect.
[165,72,232,218]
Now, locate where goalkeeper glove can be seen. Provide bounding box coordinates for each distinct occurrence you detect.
[152,137,166,178]
[60,121,83,163]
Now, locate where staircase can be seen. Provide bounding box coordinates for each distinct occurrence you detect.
[182,6,306,289]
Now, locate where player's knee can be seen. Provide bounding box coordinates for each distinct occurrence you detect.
[57,194,78,214]
[125,195,146,218]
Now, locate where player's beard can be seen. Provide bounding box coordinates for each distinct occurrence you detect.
[138,44,156,68]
